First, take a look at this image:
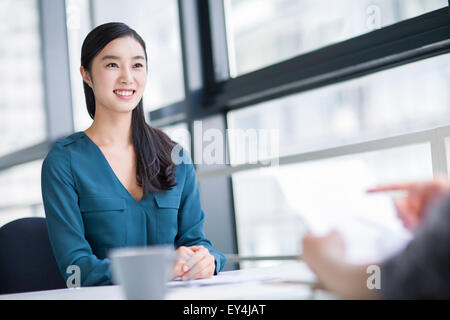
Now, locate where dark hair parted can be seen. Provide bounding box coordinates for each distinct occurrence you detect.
[81,22,177,194]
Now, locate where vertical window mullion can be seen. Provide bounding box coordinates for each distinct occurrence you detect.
[431,128,449,178]
[39,0,74,141]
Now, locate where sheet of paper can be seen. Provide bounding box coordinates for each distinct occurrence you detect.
[287,159,413,264]
[167,273,279,288]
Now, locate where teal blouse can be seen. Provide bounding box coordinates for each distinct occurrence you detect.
[41,132,226,286]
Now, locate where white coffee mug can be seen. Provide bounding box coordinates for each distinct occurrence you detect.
[109,245,175,300]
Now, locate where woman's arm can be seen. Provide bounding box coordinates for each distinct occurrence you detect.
[173,154,226,278]
[42,143,112,286]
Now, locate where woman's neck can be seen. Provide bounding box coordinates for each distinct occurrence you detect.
[84,108,133,148]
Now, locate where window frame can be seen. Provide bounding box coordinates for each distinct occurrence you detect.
[0,0,73,172]
[0,0,72,222]
[150,4,450,124]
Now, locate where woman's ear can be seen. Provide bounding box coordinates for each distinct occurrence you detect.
[80,66,93,88]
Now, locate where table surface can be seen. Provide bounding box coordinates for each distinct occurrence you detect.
[0,261,336,300]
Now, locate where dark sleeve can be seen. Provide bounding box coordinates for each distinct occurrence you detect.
[380,195,450,299]
[174,154,227,274]
[42,145,113,286]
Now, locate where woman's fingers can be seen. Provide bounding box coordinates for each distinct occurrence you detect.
[172,246,195,279]
[172,260,186,279]
[183,258,208,280]
[184,247,208,270]
[181,246,214,280]
[176,246,195,261]
[182,254,215,280]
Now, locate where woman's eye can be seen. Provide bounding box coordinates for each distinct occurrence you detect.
[106,63,118,68]
[133,63,144,68]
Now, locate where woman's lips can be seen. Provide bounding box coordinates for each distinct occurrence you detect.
[113,89,136,100]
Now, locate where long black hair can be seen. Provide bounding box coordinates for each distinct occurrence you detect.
[81,22,177,194]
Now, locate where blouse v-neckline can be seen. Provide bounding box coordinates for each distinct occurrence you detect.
[82,131,144,204]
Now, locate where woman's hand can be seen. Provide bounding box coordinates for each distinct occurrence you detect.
[180,245,215,281]
[172,246,195,280]
[367,177,450,231]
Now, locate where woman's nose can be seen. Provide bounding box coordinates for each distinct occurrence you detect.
[119,67,133,84]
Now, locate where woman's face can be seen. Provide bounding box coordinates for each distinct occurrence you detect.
[82,36,147,114]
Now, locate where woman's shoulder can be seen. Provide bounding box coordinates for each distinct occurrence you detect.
[44,132,87,164]
[54,131,86,147]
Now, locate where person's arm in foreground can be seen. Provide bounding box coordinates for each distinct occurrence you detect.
[302,177,450,299]
[302,231,379,299]
[370,178,450,299]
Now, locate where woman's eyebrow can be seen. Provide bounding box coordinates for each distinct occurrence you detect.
[101,55,145,61]
[101,55,120,61]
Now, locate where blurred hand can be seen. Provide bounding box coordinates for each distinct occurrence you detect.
[367,176,450,231]
[172,246,195,280]
[180,245,215,281]
[302,230,346,275]
[301,231,380,299]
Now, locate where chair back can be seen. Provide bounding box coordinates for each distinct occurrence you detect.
[0,217,66,294]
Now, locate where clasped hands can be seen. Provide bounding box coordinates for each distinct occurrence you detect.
[171,245,215,281]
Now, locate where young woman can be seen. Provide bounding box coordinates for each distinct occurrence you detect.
[41,22,225,286]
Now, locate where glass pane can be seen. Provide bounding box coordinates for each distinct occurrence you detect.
[225,0,448,76]
[0,0,46,156]
[228,53,450,164]
[92,0,184,113]
[66,0,93,132]
[0,160,44,227]
[232,143,432,268]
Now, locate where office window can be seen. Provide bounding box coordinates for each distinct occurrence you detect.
[0,160,44,227]
[92,0,185,114]
[66,0,93,132]
[0,0,46,156]
[227,53,450,163]
[232,143,432,268]
[224,0,448,76]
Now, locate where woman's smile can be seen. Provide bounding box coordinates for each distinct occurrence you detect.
[113,89,136,100]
